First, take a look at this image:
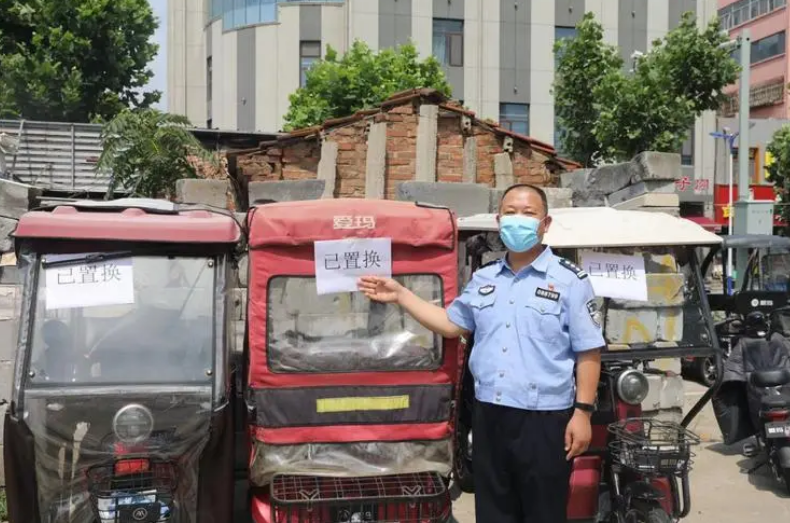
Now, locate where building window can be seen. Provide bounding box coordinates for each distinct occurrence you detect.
[499,104,529,136]
[719,0,786,31]
[214,0,336,31]
[433,19,464,67]
[680,129,694,166]
[206,57,213,103]
[300,41,321,88]
[751,31,786,63]
[554,26,577,69]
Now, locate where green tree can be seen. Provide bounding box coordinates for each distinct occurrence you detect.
[284,40,452,131]
[765,126,790,228]
[554,11,738,165]
[97,109,217,199]
[0,0,159,123]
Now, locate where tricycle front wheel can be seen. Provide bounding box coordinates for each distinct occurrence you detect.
[624,507,672,523]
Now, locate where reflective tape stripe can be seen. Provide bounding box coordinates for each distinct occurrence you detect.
[316,395,410,413]
[252,384,452,428]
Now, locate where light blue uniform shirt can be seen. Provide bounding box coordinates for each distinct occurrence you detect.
[447,247,605,411]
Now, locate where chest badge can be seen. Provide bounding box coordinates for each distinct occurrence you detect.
[535,287,560,302]
[478,285,495,296]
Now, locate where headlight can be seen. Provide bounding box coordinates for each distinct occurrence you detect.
[616,369,649,405]
[113,404,154,444]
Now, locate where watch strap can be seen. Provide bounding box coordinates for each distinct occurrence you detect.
[574,401,595,413]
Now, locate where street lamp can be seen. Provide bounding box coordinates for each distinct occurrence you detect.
[710,128,738,295]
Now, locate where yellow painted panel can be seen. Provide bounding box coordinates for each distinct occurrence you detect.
[316,395,410,413]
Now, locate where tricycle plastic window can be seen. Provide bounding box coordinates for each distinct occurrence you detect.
[26,252,216,385]
[267,274,443,373]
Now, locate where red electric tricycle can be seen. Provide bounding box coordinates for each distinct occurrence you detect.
[456,206,724,522]
[3,198,242,523]
[245,199,461,522]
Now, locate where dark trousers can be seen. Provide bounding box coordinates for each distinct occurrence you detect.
[472,400,573,523]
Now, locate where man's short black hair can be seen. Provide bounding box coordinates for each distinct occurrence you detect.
[499,183,549,215]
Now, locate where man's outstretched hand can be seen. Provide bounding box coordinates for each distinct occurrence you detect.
[357,276,403,303]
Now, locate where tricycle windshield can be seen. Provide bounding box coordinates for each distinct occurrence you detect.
[268,274,443,373]
[26,252,216,385]
[756,252,790,292]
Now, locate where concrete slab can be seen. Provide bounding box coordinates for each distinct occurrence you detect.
[610,274,685,308]
[396,181,490,217]
[631,152,682,182]
[606,180,677,206]
[611,192,680,210]
[248,180,326,204]
[175,179,234,209]
[605,307,658,344]
[0,179,41,220]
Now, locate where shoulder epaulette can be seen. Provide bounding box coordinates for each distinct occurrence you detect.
[478,256,503,270]
[558,257,588,279]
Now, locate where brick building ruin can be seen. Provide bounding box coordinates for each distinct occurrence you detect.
[232,89,579,202]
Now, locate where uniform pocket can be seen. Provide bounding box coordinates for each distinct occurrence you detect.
[469,294,497,334]
[523,299,563,342]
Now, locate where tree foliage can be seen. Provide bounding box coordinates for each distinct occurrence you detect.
[97,109,216,199]
[554,11,739,165]
[765,126,790,228]
[283,40,452,131]
[0,0,160,123]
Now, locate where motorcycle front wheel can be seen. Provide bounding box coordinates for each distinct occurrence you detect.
[624,508,672,523]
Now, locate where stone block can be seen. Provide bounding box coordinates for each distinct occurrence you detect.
[0,318,18,361]
[365,122,387,199]
[0,179,41,220]
[571,189,607,208]
[0,359,13,402]
[644,253,678,274]
[489,187,572,213]
[650,357,682,375]
[559,169,591,190]
[587,162,636,195]
[610,274,685,308]
[249,180,326,204]
[232,320,245,354]
[0,285,19,320]
[463,137,477,183]
[642,374,663,411]
[237,253,249,288]
[605,181,677,206]
[493,153,514,189]
[657,307,684,342]
[230,288,247,321]
[605,308,658,344]
[0,217,18,251]
[396,182,490,217]
[642,407,683,424]
[416,105,439,182]
[317,140,338,198]
[659,373,685,409]
[175,179,235,209]
[611,193,680,210]
[631,152,682,182]
[0,264,19,285]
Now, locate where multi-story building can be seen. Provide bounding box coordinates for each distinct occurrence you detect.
[168,0,719,215]
[719,0,788,119]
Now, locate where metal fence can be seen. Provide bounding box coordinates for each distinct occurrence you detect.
[0,119,113,194]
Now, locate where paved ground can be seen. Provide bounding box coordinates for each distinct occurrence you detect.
[451,380,790,522]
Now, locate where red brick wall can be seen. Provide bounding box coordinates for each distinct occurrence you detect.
[384,105,418,199]
[237,101,556,196]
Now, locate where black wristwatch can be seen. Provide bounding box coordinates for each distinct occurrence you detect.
[574,401,595,413]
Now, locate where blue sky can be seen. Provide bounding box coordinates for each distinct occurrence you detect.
[149,0,168,111]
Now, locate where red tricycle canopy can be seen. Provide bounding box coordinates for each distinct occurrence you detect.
[247,198,456,249]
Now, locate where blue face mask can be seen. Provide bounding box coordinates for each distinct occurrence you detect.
[499,215,543,253]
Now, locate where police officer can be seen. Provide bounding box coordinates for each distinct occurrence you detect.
[358,184,604,523]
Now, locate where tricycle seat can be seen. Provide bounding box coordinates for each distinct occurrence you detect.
[760,393,790,410]
[751,369,790,388]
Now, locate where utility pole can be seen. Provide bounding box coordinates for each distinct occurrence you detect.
[734,28,751,290]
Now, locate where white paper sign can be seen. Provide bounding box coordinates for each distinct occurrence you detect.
[44,254,135,310]
[578,250,648,302]
[314,238,392,295]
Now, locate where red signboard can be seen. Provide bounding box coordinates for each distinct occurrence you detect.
[713,183,784,227]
